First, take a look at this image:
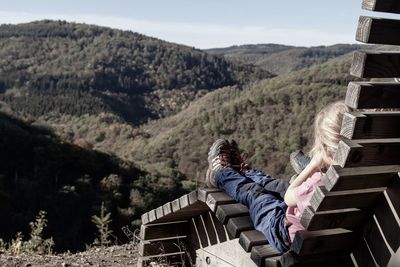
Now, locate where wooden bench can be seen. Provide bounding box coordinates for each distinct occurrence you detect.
[138,0,400,266]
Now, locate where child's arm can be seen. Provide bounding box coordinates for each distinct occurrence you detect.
[284,156,322,207]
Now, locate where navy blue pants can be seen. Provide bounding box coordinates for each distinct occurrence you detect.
[215,167,291,252]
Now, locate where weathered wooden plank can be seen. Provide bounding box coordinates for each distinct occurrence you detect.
[341,111,400,139]
[386,174,400,219]
[264,256,281,267]
[179,194,189,209]
[139,221,189,240]
[148,209,157,223]
[362,0,400,14]
[350,51,400,78]
[363,215,392,266]
[323,165,400,191]
[193,216,209,248]
[280,250,354,267]
[207,211,228,243]
[201,212,218,245]
[171,198,181,212]
[352,237,377,267]
[141,212,149,225]
[239,230,268,252]
[188,190,198,205]
[357,16,400,45]
[206,192,236,212]
[345,81,400,109]
[251,245,281,267]
[163,202,172,216]
[373,194,400,251]
[291,229,356,256]
[198,188,221,202]
[226,215,254,238]
[301,206,365,231]
[216,203,249,224]
[310,186,384,211]
[334,138,400,168]
[388,248,400,267]
[156,206,164,219]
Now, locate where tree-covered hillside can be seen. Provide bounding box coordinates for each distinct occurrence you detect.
[0,112,185,252]
[0,20,272,124]
[206,43,364,75]
[39,53,360,183]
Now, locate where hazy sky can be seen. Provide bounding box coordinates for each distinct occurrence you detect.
[0,0,395,48]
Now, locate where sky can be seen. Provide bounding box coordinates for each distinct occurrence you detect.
[0,0,396,49]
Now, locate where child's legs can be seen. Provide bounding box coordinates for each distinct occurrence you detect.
[215,168,291,252]
[244,169,290,199]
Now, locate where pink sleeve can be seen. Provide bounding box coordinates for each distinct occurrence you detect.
[292,172,323,212]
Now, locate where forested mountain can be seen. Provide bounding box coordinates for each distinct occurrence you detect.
[206,43,364,75]
[0,20,272,124]
[0,112,185,251]
[40,53,359,183]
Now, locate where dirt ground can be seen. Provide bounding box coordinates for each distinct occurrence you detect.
[0,244,138,267]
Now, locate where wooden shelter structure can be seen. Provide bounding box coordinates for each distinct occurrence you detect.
[138,0,400,266]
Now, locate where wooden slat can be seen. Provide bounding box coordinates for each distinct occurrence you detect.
[356,16,400,45]
[139,221,189,240]
[280,250,354,267]
[334,138,400,168]
[171,198,181,212]
[310,186,384,211]
[156,206,164,219]
[188,190,198,204]
[201,212,218,245]
[179,194,189,209]
[386,174,400,219]
[264,256,281,267]
[363,216,392,266]
[350,51,400,78]
[239,230,268,252]
[148,209,157,223]
[291,229,356,256]
[163,202,172,216]
[193,216,209,248]
[141,212,149,225]
[352,237,378,267]
[216,203,249,224]
[250,245,281,267]
[373,194,400,250]
[198,188,221,202]
[206,192,236,212]
[301,206,365,231]
[341,111,400,139]
[388,248,400,267]
[226,215,254,238]
[362,0,400,14]
[207,211,228,243]
[345,82,400,109]
[323,165,400,191]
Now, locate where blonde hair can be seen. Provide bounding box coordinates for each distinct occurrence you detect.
[309,101,351,169]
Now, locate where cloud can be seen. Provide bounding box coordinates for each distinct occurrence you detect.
[0,10,354,48]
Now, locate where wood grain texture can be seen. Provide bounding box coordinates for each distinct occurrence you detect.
[216,203,249,224]
[300,206,365,231]
[250,245,281,267]
[373,194,400,250]
[226,215,254,238]
[310,185,384,211]
[323,165,400,191]
[291,229,355,256]
[350,51,400,78]
[357,16,400,45]
[334,138,400,168]
[163,202,172,216]
[352,237,378,267]
[141,212,149,225]
[362,0,400,14]
[341,111,400,139]
[345,81,400,109]
[188,190,198,205]
[156,206,164,219]
[239,230,268,252]
[206,192,236,212]
[363,216,392,266]
[197,188,221,202]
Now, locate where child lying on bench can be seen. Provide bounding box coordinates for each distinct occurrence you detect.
[205,101,350,252]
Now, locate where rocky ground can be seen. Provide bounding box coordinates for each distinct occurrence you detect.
[0,244,138,267]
